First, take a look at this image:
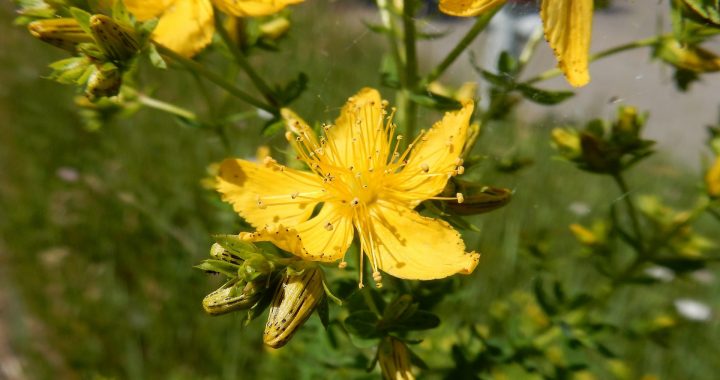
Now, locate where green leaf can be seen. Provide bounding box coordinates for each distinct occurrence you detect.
[683,0,720,25]
[69,7,93,37]
[147,43,166,69]
[112,0,132,25]
[393,310,440,331]
[276,72,308,106]
[516,84,574,105]
[194,259,239,278]
[262,118,285,137]
[481,70,512,88]
[344,310,380,339]
[380,54,400,89]
[316,296,330,330]
[533,278,557,316]
[498,51,518,75]
[408,91,462,111]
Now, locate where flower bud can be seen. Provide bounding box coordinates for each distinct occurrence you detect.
[202,278,264,316]
[706,156,720,198]
[655,37,720,73]
[551,128,582,160]
[259,17,291,40]
[378,337,415,380]
[85,64,122,100]
[89,15,140,62]
[28,18,94,53]
[264,267,324,348]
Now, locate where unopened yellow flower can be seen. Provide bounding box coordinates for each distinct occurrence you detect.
[124,0,303,57]
[216,88,480,287]
[439,0,593,87]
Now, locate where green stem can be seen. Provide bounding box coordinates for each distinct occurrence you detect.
[401,0,418,138]
[156,45,275,113]
[422,11,497,86]
[376,0,405,83]
[137,94,197,120]
[525,36,662,85]
[213,12,278,107]
[611,172,645,256]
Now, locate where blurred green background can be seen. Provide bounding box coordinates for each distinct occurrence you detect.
[1,1,719,379]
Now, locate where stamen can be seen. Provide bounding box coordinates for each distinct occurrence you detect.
[456,166,465,175]
[338,261,347,269]
[457,193,465,204]
[324,222,334,231]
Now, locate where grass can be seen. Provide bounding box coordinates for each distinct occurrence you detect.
[1,1,718,379]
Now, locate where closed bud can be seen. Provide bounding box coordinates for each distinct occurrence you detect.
[264,267,324,348]
[378,337,415,380]
[441,180,512,215]
[706,156,720,198]
[89,15,140,62]
[28,18,94,53]
[655,37,720,73]
[85,64,121,100]
[551,128,582,160]
[202,278,264,316]
[259,17,291,40]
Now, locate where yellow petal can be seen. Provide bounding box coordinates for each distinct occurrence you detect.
[326,87,386,169]
[438,0,506,17]
[239,203,353,262]
[282,108,319,147]
[151,0,214,57]
[216,159,324,229]
[213,0,304,17]
[371,201,480,280]
[387,101,473,206]
[124,0,175,20]
[541,0,593,87]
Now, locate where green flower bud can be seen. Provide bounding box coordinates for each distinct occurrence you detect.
[264,267,324,348]
[28,18,94,53]
[378,337,415,380]
[202,278,264,316]
[89,15,139,62]
[85,64,121,100]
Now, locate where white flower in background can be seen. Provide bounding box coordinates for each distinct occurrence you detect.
[644,266,675,283]
[674,299,712,322]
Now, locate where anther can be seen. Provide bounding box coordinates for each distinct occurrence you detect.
[324,222,334,231]
[351,198,360,206]
[455,158,464,166]
[284,131,293,141]
[257,198,267,209]
[456,193,464,204]
[338,261,348,269]
[291,192,299,199]
[456,166,465,175]
[372,271,382,282]
[420,163,430,173]
[396,135,404,141]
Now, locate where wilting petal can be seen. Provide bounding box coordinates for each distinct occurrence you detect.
[239,203,353,262]
[438,0,506,17]
[151,0,214,57]
[124,0,174,20]
[541,0,593,87]
[387,101,473,206]
[326,88,387,168]
[213,0,304,17]
[371,201,480,280]
[217,159,324,229]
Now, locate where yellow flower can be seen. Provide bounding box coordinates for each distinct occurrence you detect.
[439,0,593,87]
[216,88,480,287]
[124,0,303,57]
